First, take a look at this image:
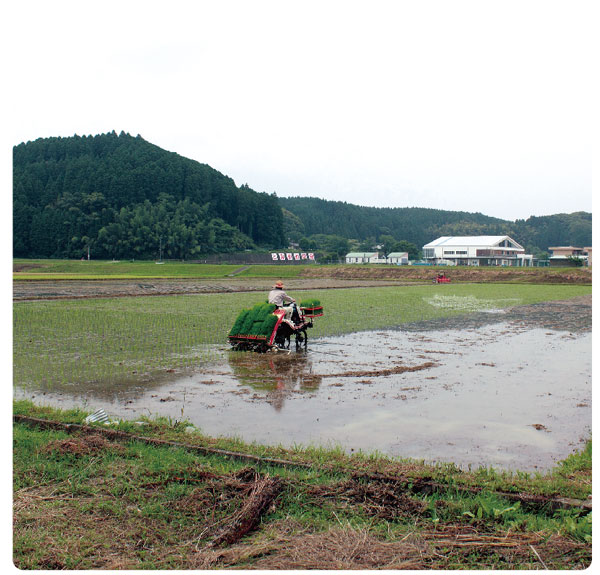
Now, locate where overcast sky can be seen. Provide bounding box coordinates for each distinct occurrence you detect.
[5,0,595,222]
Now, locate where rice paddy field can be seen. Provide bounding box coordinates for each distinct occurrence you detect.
[12,271,592,569]
[13,283,590,390]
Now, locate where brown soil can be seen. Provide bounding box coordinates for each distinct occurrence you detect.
[13,262,43,272]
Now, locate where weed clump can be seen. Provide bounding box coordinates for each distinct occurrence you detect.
[44,434,126,456]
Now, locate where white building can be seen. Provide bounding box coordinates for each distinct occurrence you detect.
[345,252,379,264]
[345,251,409,264]
[422,236,533,267]
[387,252,409,265]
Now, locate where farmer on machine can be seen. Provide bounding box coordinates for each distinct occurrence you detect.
[268,280,296,320]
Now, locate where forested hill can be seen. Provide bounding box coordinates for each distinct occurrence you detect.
[13,132,285,259]
[13,132,591,260]
[279,196,592,254]
[279,197,506,249]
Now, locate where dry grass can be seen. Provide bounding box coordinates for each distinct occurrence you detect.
[14,455,283,569]
[193,520,589,570]
[43,434,127,456]
[308,477,429,520]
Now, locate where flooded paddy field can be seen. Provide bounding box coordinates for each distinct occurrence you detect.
[15,296,591,472]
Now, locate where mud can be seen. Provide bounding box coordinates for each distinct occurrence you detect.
[12,278,412,301]
[15,295,591,472]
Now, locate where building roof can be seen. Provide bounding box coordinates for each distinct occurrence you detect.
[423,236,523,250]
[345,252,378,258]
[386,252,408,257]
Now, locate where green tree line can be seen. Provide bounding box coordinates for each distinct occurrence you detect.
[280,197,591,255]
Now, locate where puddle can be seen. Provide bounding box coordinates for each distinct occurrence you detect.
[15,301,592,472]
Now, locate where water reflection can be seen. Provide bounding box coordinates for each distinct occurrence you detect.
[14,369,179,403]
[228,351,322,411]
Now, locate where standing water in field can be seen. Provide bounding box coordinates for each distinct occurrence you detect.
[15,298,591,472]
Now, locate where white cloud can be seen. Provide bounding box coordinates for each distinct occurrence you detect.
[5,0,594,220]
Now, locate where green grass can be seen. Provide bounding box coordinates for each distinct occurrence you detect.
[14,259,242,278]
[12,400,592,569]
[14,283,590,389]
[234,264,307,278]
[13,399,592,500]
[13,258,309,279]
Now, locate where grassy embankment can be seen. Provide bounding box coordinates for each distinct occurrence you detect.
[12,259,308,280]
[13,399,591,570]
[14,283,591,389]
[13,258,592,283]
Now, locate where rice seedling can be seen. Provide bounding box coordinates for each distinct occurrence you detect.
[298,298,321,308]
[13,283,590,390]
[229,303,278,338]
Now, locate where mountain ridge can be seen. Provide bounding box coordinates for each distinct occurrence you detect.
[13,132,591,259]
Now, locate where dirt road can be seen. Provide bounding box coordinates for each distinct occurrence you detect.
[12,277,419,301]
[12,265,591,301]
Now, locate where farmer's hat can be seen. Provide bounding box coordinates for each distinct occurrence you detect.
[273,280,284,288]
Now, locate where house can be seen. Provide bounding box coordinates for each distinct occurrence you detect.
[422,236,533,267]
[387,252,409,265]
[345,252,379,264]
[344,251,409,264]
[548,246,592,267]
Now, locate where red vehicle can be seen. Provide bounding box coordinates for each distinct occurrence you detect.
[434,273,451,284]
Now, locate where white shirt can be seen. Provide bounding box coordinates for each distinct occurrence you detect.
[268,288,294,307]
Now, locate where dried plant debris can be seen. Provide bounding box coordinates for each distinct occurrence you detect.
[198,522,589,570]
[209,476,283,547]
[323,361,437,379]
[43,434,126,456]
[307,477,427,519]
